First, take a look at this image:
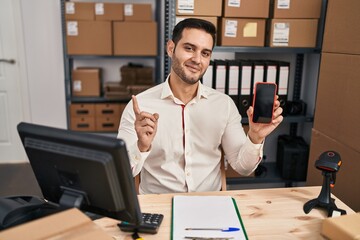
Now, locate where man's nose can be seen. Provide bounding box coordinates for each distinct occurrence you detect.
[191,51,201,63]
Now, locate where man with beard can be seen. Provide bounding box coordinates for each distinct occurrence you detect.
[117,18,283,194]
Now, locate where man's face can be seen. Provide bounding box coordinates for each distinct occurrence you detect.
[168,28,213,85]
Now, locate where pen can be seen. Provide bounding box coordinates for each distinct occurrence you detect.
[185,227,240,232]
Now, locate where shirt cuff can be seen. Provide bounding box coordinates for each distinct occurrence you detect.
[128,142,151,165]
[246,134,264,150]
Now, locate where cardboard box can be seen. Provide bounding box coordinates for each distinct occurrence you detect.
[124,3,152,21]
[223,0,270,18]
[176,16,218,31]
[306,129,360,212]
[70,116,96,131]
[273,0,322,19]
[322,0,360,55]
[321,213,360,240]
[113,21,157,56]
[219,18,266,47]
[176,0,222,16]
[269,19,318,47]
[65,2,95,20]
[314,53,360,152]
[72,68,101,97]
[96,117,120,132]
[70,103,95,117]
[95,3,124,21]
[95,103,124,118]
[0,208,113,240]
[66,21,112,55]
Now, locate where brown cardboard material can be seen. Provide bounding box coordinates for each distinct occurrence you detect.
[123,3,152,22]
[0,208,113,240]
[70,116,96,131]
[269,19,318,47]
[72,68,101,97]
[314,53,360,152]
[70,104,95,117]
[306,129,360,212]
[322,0,360,55]
[113,21,157,56]
[65,2,95,20]
[321,213,360,240]
[96,117,120,132]
[176,16,218,31]
[95,3,124,21]
[95,103,124,118]
[219,18,266,47]
[176,0,222,16]
[273,0,322,19]
[223,0,270,18]
[66,21,112,55]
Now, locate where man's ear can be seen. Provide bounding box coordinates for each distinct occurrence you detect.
[167,40,175,57]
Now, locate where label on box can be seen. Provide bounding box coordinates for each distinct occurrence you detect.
[67,21,78,36]
[228,0,241,7]
[273,23,289,46]
[243,22,257,37]
[277,0,290,9]
[73,80,82,92]
[177,0,194,14]
[95,3,104,15]
[65,2,75,14]
[124,4,133,16]
[225,20,238,38]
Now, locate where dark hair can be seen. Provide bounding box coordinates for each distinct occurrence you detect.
[172,18,216,49]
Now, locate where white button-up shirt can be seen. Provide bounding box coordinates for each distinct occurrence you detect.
[117,77,263,194]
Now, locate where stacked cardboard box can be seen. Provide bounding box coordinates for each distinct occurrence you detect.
[269,0,322,47]
[306,0,360,212]
[71,68,101,97]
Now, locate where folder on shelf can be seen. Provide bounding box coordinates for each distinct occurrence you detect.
[238,60,252,117]
[201,60,214,88]
[250,61,265,105]
[264,60,278,84]
[226,60,240,109]
[213,60,227,94]
[171,195,248,240]
[277,61,290,109]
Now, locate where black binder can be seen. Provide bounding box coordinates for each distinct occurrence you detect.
[238,60,252,117]
[226,59,240,109]
[276,61,290,109]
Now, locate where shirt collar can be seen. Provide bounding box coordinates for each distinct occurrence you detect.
[161,74,210,102]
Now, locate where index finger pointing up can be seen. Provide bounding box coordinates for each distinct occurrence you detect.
[132,95,141,115]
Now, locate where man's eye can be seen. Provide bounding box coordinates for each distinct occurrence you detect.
[185,46,193,51]
[202,52,210,57]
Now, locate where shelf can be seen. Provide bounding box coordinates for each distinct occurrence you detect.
[67,55,160,60]
[214,46,321,54]
[241,115,314,124]
[70,97,131,103]
[226,162,304,186]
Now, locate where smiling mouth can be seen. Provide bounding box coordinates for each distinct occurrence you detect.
[185,64,201,73]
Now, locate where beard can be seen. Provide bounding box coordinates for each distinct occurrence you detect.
[171,53,206,85]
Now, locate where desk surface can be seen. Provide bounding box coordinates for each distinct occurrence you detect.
[94,186,354,240]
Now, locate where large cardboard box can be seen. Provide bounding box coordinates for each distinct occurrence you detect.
[176,0,222,16]
[321,213,360,240]
[0,208,113,240]
[322,0,360,55]
[269,19,318,47]
[306,129,360,212]
[66,21,112,55]
[70,116,96,131]
[273,0,322,19]
[95,3,124,21]
[95,103,124,118]
[113,21,157,56]
[70,103,95,117]
[124,3,152,21]
[65,2,95,20]
[223,0,270,18]
[72,68,101,97]
[314,53,360,152]
[219,18,266,47]
[176,16,218,31]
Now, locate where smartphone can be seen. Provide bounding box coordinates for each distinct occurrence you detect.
[252,82,277,124]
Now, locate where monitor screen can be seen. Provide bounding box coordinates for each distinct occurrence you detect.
[17,122,142,225]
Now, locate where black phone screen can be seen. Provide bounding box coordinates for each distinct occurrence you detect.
[252,83,277,124]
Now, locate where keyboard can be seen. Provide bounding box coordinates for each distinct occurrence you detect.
[118,212,164,234]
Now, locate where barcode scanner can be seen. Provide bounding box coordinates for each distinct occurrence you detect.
[303,151,347,217]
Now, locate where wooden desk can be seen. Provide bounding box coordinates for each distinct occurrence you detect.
[94,186,354,240]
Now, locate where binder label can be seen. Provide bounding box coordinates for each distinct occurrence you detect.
[229,66,239,95]
[202,65,213,88]
[253,66,264,92]
[267,66,277,84]
[279,66,289,94]
[95,3,104,15]
[241,66,251,95]
[216,65,226,93]
[177,0,194,14]
[273,23,290,46]
[225,20,238,38]
[228,0,241,7]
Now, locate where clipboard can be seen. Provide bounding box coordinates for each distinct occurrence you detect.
[171,196,248,240]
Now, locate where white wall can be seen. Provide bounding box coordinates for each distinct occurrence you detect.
[20,0,67,128]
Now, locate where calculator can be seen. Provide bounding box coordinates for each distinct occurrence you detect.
[117,212,164,234]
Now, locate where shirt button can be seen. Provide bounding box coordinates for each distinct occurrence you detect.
[186,172,190,176]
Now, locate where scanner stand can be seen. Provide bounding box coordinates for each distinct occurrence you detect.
[303,172,346,217]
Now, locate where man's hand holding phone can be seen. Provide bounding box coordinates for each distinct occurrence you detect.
[247,83,283,144]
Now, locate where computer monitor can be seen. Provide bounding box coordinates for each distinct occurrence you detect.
[17,122,142,226]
